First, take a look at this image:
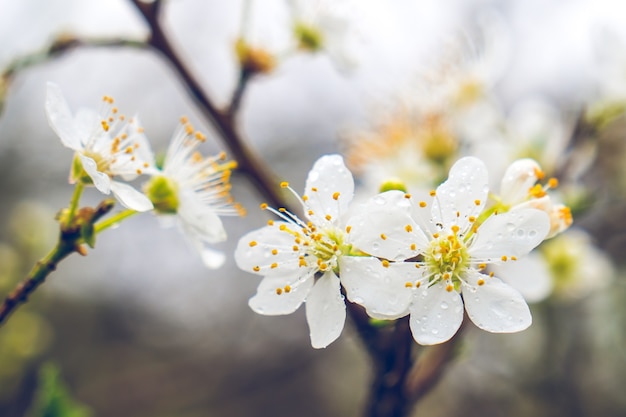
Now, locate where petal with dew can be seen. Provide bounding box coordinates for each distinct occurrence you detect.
[491,253,553,303]
[340,256,413,319]
[303,154,354,225]
[110,181,153,212]
[432,156,488,232]
[249,273,314,315]
[306,271,346,348]
[45,82,82,150]
[409,282,464,345]
[463,270,531,333]
[235,222,303,276]
[470,208,549,262]
[79,154,111,194]
[347,190,428,261]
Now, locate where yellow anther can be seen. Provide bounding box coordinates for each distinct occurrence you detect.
[405,282,413,288]
[443,272,451,280]
[292,245,299,251]
[278,207,287,212]
[433,233,440,238]
[446,284,454,292]
[489,272,495,277]
[279,224,287,231]
[380,233,387,240]
[311,187,318,192]
[469,216,476,223]
[325,214,332,221]
[533,167,545,180]
[180,116,189,124]
[382,260,390,268]
[477,278,485,286]
[267,220,274,226]
[501,255,508,262]
[276,288,283,295]
[260,203,268,210]
[414,264,421,269]
[302,195,309,201]
[528,184,546,198]
[253,266,260,272]
[474,199,481,206]
[511,256,517,261]
[419,201,427,208]
[429,190,436,197]
[410,243,416,251]
[478,263,486,270]
[101,120,110,132]
[415,281,421,288]
[195,131,206,141]
[249,241,257,247]
[548,177,559,188]
[405,224,413,233]
[451,225,460,233]
[404,193,412,199]
[112,107,118,114]
[284,285,291,293]
[319,262,328,270]
[280,181,289,188]
[125,147,134,154]
[332,192,340,200]
[270,262,278,269]
[308,210,314,216]
[271,249,278,255]
[299,259,307,267]
[136,169,142,175]
[346,225,352,233]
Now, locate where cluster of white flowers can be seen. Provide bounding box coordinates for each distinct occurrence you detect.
[235,154,564,348]
[45,83,245,268]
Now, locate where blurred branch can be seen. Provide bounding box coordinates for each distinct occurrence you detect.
[130,0,286,210]
[0,200,115,326]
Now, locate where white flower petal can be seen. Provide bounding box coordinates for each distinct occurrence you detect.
[110,181,153,212]
[74,109,97,146]
[463,271,531,333]
[432,156,488,232]
[409,282,464,345]
[45,82,82,150]
[304,154,354,224]
[499,158,542,205]
[249,273,314,315]
[339,256,413,320]
[347,191,427,261]
[470,208,550,261]
[192,240,226,269]
[178,195,227,243]
[79,154,111,194]
[491,253,553,303]
[234,222,303,276]
[305,271,346,348]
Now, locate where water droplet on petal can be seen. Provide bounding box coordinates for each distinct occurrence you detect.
[529,230,537,238]
[373,196,386,205]
[431,328,439,335]
[440,301,449,310]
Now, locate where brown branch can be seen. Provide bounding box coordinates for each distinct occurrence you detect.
[130,0,287,210]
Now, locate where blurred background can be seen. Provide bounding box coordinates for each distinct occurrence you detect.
[1,0,626,416]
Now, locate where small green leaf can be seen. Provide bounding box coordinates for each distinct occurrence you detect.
[28,362,93,417]
[80,222,95,248]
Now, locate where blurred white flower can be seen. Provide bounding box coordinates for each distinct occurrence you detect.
[287,0,362,70]
[45,82,153,211]
[143,117,246,269]
[341,157,550,344]
[235,154,355,348]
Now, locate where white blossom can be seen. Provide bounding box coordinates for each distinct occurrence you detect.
[235,154,354,348]
[45,82,153,211]
[341,156,550,344]
[143,118,245,269]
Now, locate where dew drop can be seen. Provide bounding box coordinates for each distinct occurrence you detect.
[431,328,439,335]
[529,230,537,238]
[373,196,386,205]
[353,296,364,304]
[474,297,480,303]
[372,242,380,250]
[440,301,449,310]
[516,228,525,237]
[506,222,516,232]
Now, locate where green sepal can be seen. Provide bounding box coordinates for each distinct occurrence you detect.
[80,222,95,249]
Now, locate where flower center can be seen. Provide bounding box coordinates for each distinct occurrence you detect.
[144,175,180,214]
[424,226,470,292]
[294,22,324,52]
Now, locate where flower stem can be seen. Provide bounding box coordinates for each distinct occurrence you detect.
[65,182,84,226]
[0,236,76,326]
[94,209,138,234]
